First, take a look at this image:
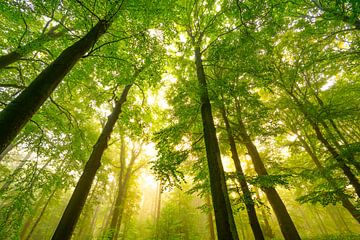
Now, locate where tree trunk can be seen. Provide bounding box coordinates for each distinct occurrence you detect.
[155,181,162,240]
[194,46,239,240]
[298,135,360,223]
[51,84,132,240]
[0,18,113,155]
[108,143,137,240]
[76,180,99,239]
[285,90,360,197]
[0,26,63,69]
[255,189,275,239]
[25,189,56,240]
[235,101,301,240]
[0,143,15,162]
[206,194,216,240]
[0,152,31,194]
[220,104,264,240]
[311,122,360,197]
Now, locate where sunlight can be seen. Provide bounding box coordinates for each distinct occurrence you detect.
[321,76,336,91]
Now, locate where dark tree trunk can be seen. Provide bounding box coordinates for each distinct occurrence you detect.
[0,26,63,69]
[76,180,99,239]
[220,104,264,240]
[194,47,239,240]
[0,19,112,155]
[235,101,301,240]
[51,84,132,240]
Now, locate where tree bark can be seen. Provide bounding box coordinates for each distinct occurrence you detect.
[194,46,239,240]
[51,84,132,240]
[235,100,301,240]
[0,19,112,155]
[220,104,264,240]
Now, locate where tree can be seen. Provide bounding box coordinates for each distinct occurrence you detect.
[0,1,125,154]
[51,82,132,240]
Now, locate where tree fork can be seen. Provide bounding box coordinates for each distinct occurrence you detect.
[220,104,264,240]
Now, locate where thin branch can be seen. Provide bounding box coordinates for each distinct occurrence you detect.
[18,13,28,48]
[0,83,26,89]
[75,0,101,21]
[49,96,76,128]
[201,24,243,54]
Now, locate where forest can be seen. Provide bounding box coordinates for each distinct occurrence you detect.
[0,0,359,239]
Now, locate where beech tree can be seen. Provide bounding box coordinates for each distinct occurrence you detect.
[0,1,360,240]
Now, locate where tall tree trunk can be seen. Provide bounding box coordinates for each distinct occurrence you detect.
[255,189,275,239]
[235,101,301,240]
[311,122,360,197]
[0,9,121,154]
[298,135,360,223]
[24,189,56,240]
[0,25,63,69]
[76,180,99,239]
[108,143,138,240]
[194,46,239,240]
[206,195,216,240]
[155,181,162,240]
[220,104,264,240]
[0,152,31,194]
[0,143,15,162]
[51,84,132,240]
[285,90,360,197]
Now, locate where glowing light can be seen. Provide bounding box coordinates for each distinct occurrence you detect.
[321,76,336,91]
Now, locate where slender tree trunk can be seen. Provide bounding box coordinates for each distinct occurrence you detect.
[0,152,31,194]
[298,135,360,223]
[206,194,216,240]
[255,188,275,239]
[155,181,162,240]
[0,26,63,69]
[25,189,56,240]
[235,101,301,240]
[285,90,360,197]
[0,143,15,162]
[0,15,116,154]
[51,84,132,240]
[108,145,137,240]
[89,204,100,238]
[194,46,239,240]
[220,104,264,240]
[311,122,360,197]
